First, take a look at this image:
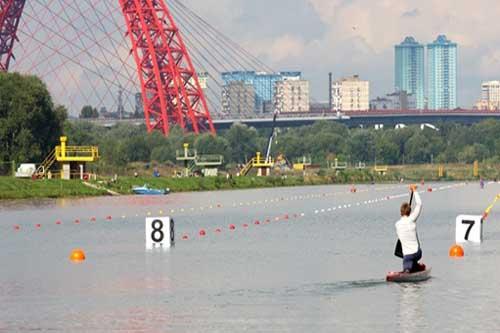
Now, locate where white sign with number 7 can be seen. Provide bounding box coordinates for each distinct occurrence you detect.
[456,215,483,243]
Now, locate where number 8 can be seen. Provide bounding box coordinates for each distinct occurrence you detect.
[151,219,164,243]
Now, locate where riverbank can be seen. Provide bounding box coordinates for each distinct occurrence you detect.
[0,163,497,200]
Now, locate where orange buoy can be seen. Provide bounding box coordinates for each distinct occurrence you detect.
[449,244,464,258]
[70,249,86,262]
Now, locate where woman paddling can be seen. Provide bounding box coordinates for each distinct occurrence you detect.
[395,185,425,273]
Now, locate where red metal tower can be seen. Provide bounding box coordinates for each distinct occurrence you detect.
[0,0,215,136]
[118,0,215,136]
[0,0,26,71]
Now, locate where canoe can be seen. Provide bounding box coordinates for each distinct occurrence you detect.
[386,268,431,283]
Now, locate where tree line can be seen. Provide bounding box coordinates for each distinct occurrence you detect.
[63,119,500,169]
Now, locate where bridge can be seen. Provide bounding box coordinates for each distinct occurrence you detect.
[78,109,500,130]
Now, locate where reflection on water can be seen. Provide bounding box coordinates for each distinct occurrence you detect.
[398,283,426,333]
[0,183,499,331]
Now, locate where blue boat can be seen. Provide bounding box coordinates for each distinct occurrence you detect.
[132,185,170,195]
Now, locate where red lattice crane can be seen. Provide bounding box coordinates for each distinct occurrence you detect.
[0,0,26,71]
[0,0,215,136]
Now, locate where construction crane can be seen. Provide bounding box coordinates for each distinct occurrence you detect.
[265,112,278,163]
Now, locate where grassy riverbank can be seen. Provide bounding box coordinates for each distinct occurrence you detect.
[0,178,107,200]
[0,163,497,200]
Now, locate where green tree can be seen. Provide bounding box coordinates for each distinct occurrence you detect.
[0,72,66,162]
[225,123,258,163]
[79,105,99,119]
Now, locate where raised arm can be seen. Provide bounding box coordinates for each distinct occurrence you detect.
[409,190,422,222]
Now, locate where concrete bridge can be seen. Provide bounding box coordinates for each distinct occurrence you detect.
[76,110,500,130]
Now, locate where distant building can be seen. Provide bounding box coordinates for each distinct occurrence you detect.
[221,71,302,113]
[222,81,256,116]
[395,37,425,109]
[427,35,457,110]
[189,72,208,89]
[475,81,500,110]
[332,75,370,111]
[370,91,416,110]
[274,78,310,113]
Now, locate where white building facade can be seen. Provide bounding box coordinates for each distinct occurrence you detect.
[332,75,370,111]
[475,81,500,110]
[274,78,310,113]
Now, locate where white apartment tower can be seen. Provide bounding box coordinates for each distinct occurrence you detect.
[332,75,370,112]
[475,81,500,110]
[274,77,310,113]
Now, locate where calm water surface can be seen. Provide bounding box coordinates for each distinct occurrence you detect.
[1,182,500,332]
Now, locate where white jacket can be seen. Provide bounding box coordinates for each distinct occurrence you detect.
[395,191,422,256]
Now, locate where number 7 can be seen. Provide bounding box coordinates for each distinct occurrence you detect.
[462,220,475,240]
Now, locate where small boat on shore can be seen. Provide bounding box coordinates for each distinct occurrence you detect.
[132,185,170,195]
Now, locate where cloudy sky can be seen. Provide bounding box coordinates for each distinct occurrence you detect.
[185,0,500,107]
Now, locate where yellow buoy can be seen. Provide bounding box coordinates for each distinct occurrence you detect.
[70,249,86,262]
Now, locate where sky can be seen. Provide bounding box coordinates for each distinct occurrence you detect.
[185,0,500,108]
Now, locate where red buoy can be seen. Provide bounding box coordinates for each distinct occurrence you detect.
[229,224,236,230]
[215,228,222,233]
[254,220,260,225]
[35,224,41,228]
[13,225,20,231]
[55,220,62,225]
[74,219,80,224]
[182,234,189,240]
[199,229,206,236]
[243,224,249,228]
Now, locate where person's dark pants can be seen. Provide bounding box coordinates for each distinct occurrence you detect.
[403,249,422,272]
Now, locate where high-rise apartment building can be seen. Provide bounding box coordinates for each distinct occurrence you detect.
[274,77,310,113]
[332,75,370,111]
[427,35,457,110]
[475,81,500,110]
[221,81,256,116]
[395,37,424,109]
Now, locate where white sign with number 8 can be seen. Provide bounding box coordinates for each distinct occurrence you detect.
[145,217,174,250]
[456,215,483,243]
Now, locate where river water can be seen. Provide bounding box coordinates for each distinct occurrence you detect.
[1,182,500,332]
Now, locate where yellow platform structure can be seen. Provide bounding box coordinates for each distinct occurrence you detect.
[240,152,274,176]
[374,165,388,176]
[35,136,99,179]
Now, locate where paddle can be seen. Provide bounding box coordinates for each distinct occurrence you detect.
[394,189,414,258]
